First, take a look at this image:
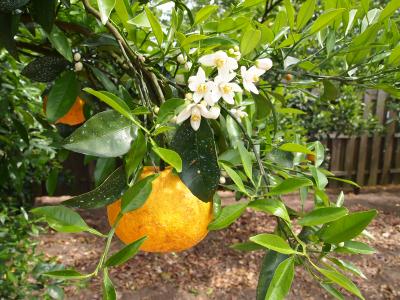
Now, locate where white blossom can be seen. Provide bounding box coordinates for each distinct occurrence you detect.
[255,58,273,71]
[212,72,242,105]
[184,61,193,71]
[230,107,248,120]
[177,54,187,64]
[176,102,220,131]
[188,67,215,104]
[241,66,265,94]
[199,50,238,75]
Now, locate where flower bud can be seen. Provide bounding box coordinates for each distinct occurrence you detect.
[255,58,273,71]
[177,54,187,64]
[184,61,192,71]
[138,55,146,63]
[219,176,226,184]
[228,48,235,54]
[154,106,160,113]
[73,52,81,62]
[185,93,193,100]
[74,62,83,72]
[234,45,239,52]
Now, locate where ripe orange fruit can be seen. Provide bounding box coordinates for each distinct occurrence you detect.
[107,167,213,252]
[284,73,293,81]
[43,96,86,126]
[306,153,316,163]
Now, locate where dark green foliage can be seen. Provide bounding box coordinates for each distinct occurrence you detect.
[0,0,29,12]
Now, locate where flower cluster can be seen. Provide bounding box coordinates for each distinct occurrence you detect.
[176,49,273,131]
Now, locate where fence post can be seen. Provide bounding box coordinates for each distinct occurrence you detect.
[381,110,396,184]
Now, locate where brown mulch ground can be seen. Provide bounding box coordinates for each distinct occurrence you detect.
[36,186,400,300]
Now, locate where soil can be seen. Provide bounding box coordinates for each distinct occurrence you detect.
[36,186,400,300]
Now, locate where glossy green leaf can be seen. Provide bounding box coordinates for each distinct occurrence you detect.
[240,26,261,56]
[221,163,248,195]
[102,269,116,300]
[62,166,126,209]
[208,203,247,230]
[298,207,348,226]
[125,130,146,179]
[241,0,264,8]
[144,6,163,46]
[265,256,295,300]
[317,267,364,299]
[152,146,182,173]
[121,174,158,213]
[180,34,208,49]
[230,241,264,252]
[334,241,376,254]
[194,5,218,25]
[63,110,138,157]
[105,236,146,267]
[378,0,400,22]
[319,210,377,244]
[43,269,89,280]
[212,193,222,219]
[46,169,59,196]
[97,0,115,24]
[388,45,400,67]
[297,0,316,30]
[257,251,289,300]
[84,88,133,122]
[46,70,79,123]
[88,66,117,91]
[321,79,339,101]
[171,119,219,201]
[309,8,345,34]
[128,12,150,28]
[268,177,313,196]
[250,234,298,255]
[157,98,185,124]
[279,143,315,155]
[328,177,360,188]
[320,283,344,300]
[313,141,325,167]
[248,199,290,222]
[94,158,116,187]
[329,258,367,279]
[237,142,253,183]
[310,166,328,190]
[47,25,73,62]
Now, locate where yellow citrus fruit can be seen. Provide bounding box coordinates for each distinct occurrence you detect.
[43,96,86,126]
[107,167,213,252]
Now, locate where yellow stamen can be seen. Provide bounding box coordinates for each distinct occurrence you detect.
[191,114,201,121]
[253,75,259,82]
[220,84,232,94]
[197,83,207,93]
[215,57,226,68]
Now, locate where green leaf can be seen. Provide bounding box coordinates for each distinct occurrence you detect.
[94,158,116,187]
[221,163,248,195]
[248,199,290,222]
[388,45,400,67]
[46,169,59,196]
[88,66,117,91]
[279,143,315,155]
[321,79,339,101]
[97,0,116,24]
[47,25,73,62]
[265,257,295,300]
[329,258,367,279]
[317,268,364,299]
[310,166,328,190]
[336,191,345,207]
[241,0,264,8]
[283,0,295,29]
[62,166,126,209]
[121,175,158,213]
[334,241,375,255]
[30,0,56,32]
[102,269,116,300]
[314,141,325,167]
[21,56,69,82]
[319,210,377,244]
[208,203,247,230]
[152,146,182,172]
[194,5,218,25]
[180,34,208,49]
[125,130,146,179]
[256,251,289,300]
[128,12,150,28]
[144,6,163,46]
[328,177,360,188]
[105,236,146,267]
[249,234,298,255]
[0,12,18,57]
[297,0,316,30]
[212,192,222,219]
[31,206,97,234]
[298,207,348,226]
[237,142,253,183]
[46,71,79,123]
[230,241,264,252]
[171,119,220,201]
[268,177,313,196]
[63,110,138,157]
[309,8,346,34]
[320,283,344,300]
[240,26,261,56]
[84,88,133,122]
[157,98,185,124]
[378,0,400,22]
[43,269,89,280]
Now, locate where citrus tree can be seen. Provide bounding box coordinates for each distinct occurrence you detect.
[1,0,400,299]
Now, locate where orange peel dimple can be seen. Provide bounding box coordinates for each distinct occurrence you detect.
[107,167,213,252]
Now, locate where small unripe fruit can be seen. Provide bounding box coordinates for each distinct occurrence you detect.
[284,73,293,81]
[219,176,226,184]
[74,62,83,72]
[73,52,81,62]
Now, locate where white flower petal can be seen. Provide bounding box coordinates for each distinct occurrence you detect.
[198,54,216,66]
[176,105,192,123]
[207,106,221,119]
[230,82,242,92]
[197,67,206,81]
[248,82,259,94]
[193,92,203,103]
[222,93,235,105]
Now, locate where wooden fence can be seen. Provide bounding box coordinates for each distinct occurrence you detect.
[326,90,400,187]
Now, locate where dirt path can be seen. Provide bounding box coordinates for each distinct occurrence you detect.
[36,187,400,299]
